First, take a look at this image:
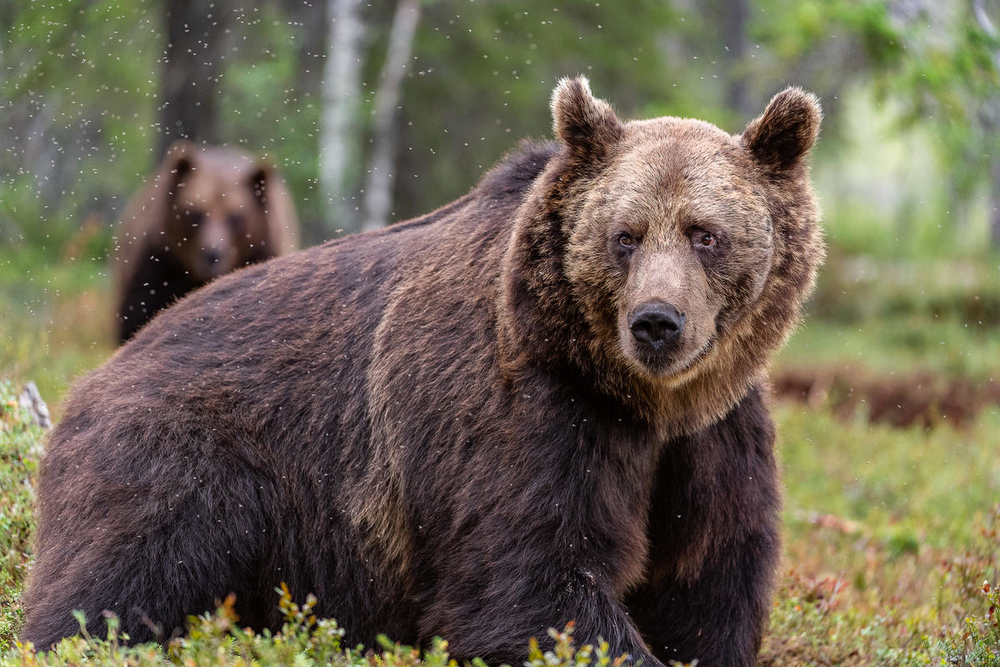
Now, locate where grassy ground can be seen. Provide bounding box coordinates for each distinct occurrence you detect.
[0,248,114,413]
[1,246,999,665]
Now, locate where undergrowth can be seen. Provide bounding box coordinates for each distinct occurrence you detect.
[4,589,630,667]
[0,382,37,649]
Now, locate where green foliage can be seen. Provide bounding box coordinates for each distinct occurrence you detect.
[755,0,905,66]
[780,252,1000,381]
[2,0,998,253]
[524,624,628,667]
[779,403,1000,552]
[938,579,1000,666]
[0,249,114,406]
[754,0,1000,208]
[884,11,1000,202]
[0,0,160,249]
[0,382,42,651]
[214,3,325,235]
[764,501,1000,665]
[2,586,621,667]
[392,1,683,221]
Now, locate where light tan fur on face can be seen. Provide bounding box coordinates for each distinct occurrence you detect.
[171,153,266,280]
[568,119,776,384]
[526,77,823,436]
[169,148,274,281]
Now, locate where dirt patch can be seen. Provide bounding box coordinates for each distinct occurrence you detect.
[772,366,1000,429]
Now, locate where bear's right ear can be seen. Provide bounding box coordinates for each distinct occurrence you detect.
[162,140,195,186]
[741,87,821,174]
[551,77,623,160]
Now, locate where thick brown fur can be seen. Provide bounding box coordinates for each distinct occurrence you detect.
[24,79,823,667]
[112,141,299,343]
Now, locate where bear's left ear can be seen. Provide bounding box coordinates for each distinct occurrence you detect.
[741,87,821,174]
[248,162,300,254]
[551,77,623,160]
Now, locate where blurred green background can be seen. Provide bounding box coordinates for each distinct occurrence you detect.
[2,0,1000,663]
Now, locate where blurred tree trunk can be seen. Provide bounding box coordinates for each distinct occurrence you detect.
[321,0,366,235]
[716,0,752,118]
[361,0,421,232]
[159,0,228,155]
[698,0,752,118]
[972,0,1000,246]
[280,0,327,94]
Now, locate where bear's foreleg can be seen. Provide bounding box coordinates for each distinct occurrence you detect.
[423,566,665,667]
[626,525,779,666]
[627,388,781,666]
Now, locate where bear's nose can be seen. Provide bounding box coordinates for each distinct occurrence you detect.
[629,303,685,350]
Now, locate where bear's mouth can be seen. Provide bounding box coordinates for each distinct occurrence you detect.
[626,333,717,383]
[671,334,717,377]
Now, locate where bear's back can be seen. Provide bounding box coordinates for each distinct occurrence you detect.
[49,140,560,469]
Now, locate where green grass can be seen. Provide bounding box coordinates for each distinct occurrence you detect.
[0,249,115,411]
[779,404,1000,549]
[778,316,1000,383]
[779,252,1000,382]
[762,404,1000,664]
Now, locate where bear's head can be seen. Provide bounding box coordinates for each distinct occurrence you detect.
[116,141,299,284]
[503,78,824,434]
[161,142,296,281]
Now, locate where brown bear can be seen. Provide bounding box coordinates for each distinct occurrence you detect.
[112,140,299,343]
[23,79,823,666]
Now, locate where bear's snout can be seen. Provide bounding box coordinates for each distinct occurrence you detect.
[628,302,685,350]
[197,246,234,279]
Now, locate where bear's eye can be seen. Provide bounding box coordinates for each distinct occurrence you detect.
[692,230,717,249]
[618,233,637,249]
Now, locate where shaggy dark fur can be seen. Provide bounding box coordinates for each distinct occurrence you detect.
[23,80,823,667]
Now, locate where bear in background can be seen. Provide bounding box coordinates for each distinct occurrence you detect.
[24,79,823,667]
[112,141,299,343]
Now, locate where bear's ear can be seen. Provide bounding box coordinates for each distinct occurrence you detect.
[551,77,623,159]
[248,162,300,254]
[741,87,821,174]
[161,140,195,190]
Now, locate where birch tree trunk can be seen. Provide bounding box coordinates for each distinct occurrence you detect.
[321,0,366,235]
[361,0,421,232]
[972,0,1000,246]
